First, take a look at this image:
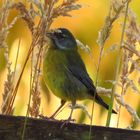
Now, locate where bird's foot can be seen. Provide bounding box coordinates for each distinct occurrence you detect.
[39,114,49,119]
[39,114,57,121]
[60,117,75,128]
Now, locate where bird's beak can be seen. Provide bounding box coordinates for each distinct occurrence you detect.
[46,29,55,38]
[46,32,53,38]
[45,31,55,47]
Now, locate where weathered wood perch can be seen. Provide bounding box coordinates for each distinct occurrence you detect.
[0,115,140,140]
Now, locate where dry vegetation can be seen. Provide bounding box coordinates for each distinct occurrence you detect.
[0,0,140,137]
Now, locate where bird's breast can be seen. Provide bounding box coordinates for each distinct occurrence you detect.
[43,49,88,101]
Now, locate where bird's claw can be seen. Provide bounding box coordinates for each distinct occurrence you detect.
[60,117,75,128]
[39,114,57,121]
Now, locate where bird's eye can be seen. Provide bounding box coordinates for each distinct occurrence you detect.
[57,33,67,39]
[53,30,64,37]
[60,32,66,37]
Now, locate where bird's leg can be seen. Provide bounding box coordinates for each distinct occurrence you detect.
[61,100,76,128]
[50,100,66,119]
[39,100,66,120]
[67,102,74,121]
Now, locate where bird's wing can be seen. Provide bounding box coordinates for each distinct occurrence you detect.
[67,66,96,93]
[66,52,117,114]
[66,52,96,96]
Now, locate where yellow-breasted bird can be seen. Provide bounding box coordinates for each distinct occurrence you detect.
[43,28,117,121]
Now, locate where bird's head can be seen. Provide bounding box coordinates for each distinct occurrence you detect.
[46,28,77,50]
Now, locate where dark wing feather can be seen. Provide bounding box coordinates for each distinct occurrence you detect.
[66,51,96,97]
[66,51,117,114]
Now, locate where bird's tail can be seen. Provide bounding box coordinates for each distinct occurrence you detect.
[95,94,117,114]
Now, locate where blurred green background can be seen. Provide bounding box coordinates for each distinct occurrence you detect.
[0,0,140,129]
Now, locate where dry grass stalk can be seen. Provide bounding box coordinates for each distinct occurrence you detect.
[96,87,140,125]
[97,4,140,126]
[96,0,131,89]
[29,47,42,117]
[97,0,130,48]
[88,1,130,134]
[29,66,41,117]
[1,62,14,114]
[92,0,131,130]
[116,5,140,127]
[115,93,140,125]
[0,0,19,114]
[2,0,81,116]
[76,39,91,54]
[13,2,35,33]
[95,0,140,128]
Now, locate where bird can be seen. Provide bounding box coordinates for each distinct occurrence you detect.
[43,28,117,121]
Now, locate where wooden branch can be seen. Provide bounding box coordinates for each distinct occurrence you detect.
[0,115,140,140]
